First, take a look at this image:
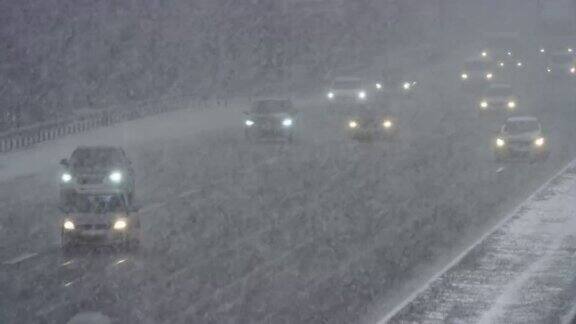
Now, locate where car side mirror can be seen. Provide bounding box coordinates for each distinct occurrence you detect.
[60,158,69,167]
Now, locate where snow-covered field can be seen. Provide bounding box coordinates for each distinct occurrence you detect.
[2,46,576,324]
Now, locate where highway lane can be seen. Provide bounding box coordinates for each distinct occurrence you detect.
[3,49,576,323]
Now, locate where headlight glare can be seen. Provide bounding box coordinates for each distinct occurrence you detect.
[327,92,334,99]
[383,120,393,129]
[507,101,516,109]
[282,118,293,127]
[113,219,128,230]
[571,67,576,74]
[480,101,488,108]
[534,137,545,147]
[109,171,123,183]
[358,91,366,100]
[403,82,411,90]
[496,138,506,147]
[486,73,493,80]
[245,119,254,127]
[461,73,468,80]
[63,220,75,230]
[348,121,358,129]
[375,83,382,90]
[61,173,73,183]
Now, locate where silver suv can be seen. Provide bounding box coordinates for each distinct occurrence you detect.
[493,116,550,162]
[60,146,135,204]
[60,193,141,250]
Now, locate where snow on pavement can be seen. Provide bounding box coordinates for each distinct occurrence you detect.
[385,162,576,323]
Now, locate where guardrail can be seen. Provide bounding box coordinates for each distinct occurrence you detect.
[0,33,464,155]
[0,97,180,153]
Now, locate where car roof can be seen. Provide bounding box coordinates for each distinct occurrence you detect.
[506,116,539,123]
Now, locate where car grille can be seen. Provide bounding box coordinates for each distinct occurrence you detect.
[78,176,104,185]
[255,118,279,128]
[78,224,110,230]
[509,140,532,147]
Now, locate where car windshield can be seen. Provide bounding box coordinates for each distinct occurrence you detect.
[251,100,292,114]
[551,54,572,64]
[71,148,122,168]
[66,194,126,213]
[332,80,362,89]
[465,61,490,71]
[486,87,512,96]
[504,120,540,134]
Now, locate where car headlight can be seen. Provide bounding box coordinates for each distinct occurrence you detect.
[109,171,123,183]
[461,73,468,80]
[507,101,516,109]
[496,138,506,147]
[282,118,293,127]
[402,82,411,90]
[571,67,576,74]
[63,220,75,230]
[358,91,366,100]
[507,51,512,56]
[569,48,574,53]
[486,73,493,80]
[61,173,73,183]
[517,61,523,67]
[327,92,335,99]
[382,120,393,129]
[547,67,551,73]
[375,83,382,90]
[540,48,546,54]
[534,137,546,147]
[480,101,488,108]
[499,62,505,67]
[113,219,128,230]
[481,51,488,57]
[245,119,254,127]
[348,120,358,129]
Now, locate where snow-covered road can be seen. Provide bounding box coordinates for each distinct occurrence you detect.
[3,45,576,323]
[384,157,576,324]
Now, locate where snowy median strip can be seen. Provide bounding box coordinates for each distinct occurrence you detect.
[380,157,576,323]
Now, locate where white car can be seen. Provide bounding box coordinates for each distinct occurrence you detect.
[60,193,141,250]
[481,32,520,61]
[545,52,576,76]
[326,77,368,105]
[244,99,296,142]
[460,58,495,87]
[493,116,549,162]
[478,84,517,113]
